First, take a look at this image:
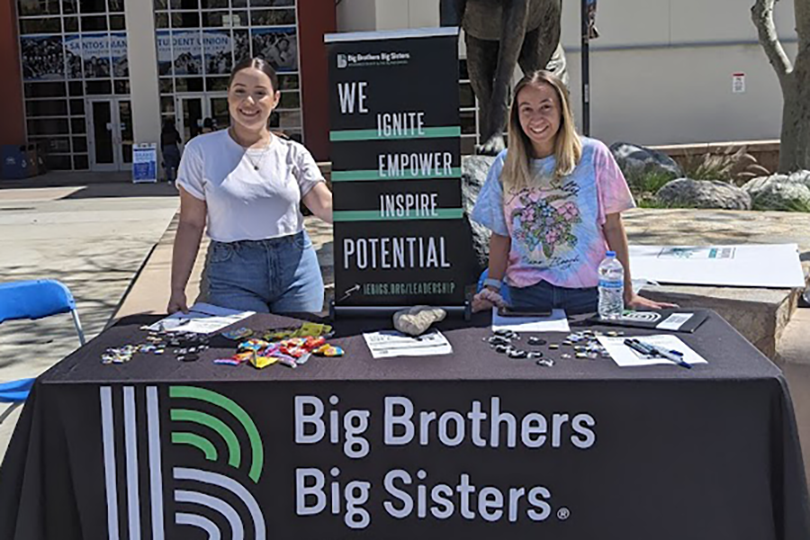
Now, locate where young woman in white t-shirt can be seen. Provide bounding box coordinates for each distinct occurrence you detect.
[168,58,333,314]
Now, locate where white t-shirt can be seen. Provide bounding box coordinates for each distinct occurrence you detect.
[176,130,324,242]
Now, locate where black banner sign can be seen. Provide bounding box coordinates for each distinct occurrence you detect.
[325,28,469,308]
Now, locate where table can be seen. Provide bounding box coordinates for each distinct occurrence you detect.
[0,311,808,539]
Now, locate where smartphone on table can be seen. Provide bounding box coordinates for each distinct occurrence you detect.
[496,306,553,318]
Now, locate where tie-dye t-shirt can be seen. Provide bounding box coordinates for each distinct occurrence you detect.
[471,138,635,289]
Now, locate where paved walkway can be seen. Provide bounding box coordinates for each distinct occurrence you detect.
[0,176,179,457]
[0,176,808,491]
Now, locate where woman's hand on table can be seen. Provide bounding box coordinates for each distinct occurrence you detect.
[625,293,678,310]
[168,290,189,314]
[472,287,507,313]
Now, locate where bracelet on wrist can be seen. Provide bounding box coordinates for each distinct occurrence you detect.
[483,277,502,290]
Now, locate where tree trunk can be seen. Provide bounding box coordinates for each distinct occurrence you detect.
[752,0,810,172]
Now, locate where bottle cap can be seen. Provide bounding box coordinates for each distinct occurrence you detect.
[606,250,616,257]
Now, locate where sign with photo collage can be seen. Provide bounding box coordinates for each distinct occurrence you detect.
[325,28,469,308]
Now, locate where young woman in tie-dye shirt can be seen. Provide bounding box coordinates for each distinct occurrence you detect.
[471,70,672,314]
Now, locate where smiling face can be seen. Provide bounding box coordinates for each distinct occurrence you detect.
[227,67,280,132]
[516,81,562,158]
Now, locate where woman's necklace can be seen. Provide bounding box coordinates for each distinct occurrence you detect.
[245,148,270,171]
[230,128,271,171]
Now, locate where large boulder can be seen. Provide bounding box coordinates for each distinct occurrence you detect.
[788,169,810,188]
[750,182,810,212]
[742,171,810,211]
[461,155,497,282]
[609,142,682,187]
[655,178,751,210]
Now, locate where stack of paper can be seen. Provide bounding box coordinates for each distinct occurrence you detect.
[363,329,452,359]
[145,303,254,335]
[596,334,708,368]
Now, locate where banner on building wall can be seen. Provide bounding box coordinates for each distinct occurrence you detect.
[204,30,233,75]
[110,33,129,77]
[63,33,128,79]
[77,33,110,79]
[157,30,233,76]
[20,36,64,81]
[252,27,298,72]
[325,28,470,309]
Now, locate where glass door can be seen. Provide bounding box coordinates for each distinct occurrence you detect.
[179,95,204,145]
[116,100,133,168]
[87,98,132,172]
[178,94,230,148]
[88,100,116,171]
[209,96,230,132]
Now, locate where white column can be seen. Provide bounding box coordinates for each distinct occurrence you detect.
[124,0,161,170]
[337,0,377,31]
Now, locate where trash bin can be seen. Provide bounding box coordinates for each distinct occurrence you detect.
[0,145,30,180]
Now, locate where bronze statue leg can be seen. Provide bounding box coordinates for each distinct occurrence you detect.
[519,27,568,86]
[464,33,500,152]
[467,1,530,155]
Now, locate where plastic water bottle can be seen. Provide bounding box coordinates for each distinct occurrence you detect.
[598,251,625,320]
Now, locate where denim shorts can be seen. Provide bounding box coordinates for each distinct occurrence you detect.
[203,230,324,313]
[510,280,598,315]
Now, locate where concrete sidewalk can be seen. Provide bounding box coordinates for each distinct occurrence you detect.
[0,175,179,458]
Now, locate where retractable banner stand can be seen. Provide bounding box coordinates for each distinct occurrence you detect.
[325,28,470,317]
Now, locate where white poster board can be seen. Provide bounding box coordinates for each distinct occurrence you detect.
[629,244,804,288]
[132,143,158,184]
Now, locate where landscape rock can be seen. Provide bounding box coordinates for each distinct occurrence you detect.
[609,142,682,186]
[655,178,751,210]
[394,306,447,336]
[788,170,810,188]
[750,182,810,212]
[742,171,810,211]
[461,155,497,280]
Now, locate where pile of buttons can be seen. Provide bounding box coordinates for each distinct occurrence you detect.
[486,329,619,366]
[486,330,553,367]
[101,331,210,364]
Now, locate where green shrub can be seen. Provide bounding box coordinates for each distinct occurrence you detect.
[625,169,677,194]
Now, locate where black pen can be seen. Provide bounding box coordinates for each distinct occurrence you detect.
[638,340,691,369]
[624,338,691,369]
[623,338,652,356]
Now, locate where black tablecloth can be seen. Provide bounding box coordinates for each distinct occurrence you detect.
[0,311,808,539]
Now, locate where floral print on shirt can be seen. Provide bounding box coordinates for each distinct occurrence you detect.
[471,138,635,289]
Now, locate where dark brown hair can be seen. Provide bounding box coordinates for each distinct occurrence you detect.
[228,57,279,92]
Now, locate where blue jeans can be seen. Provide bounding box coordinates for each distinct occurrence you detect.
[510,280,598,315]
[204,231,324,313]
[162,145,180,182]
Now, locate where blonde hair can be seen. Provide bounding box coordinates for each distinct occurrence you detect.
[501,70,582,192]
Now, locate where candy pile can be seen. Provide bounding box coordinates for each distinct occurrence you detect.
[216,323,344,369]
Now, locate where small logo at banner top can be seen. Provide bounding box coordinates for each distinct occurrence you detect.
[339,51,411,68]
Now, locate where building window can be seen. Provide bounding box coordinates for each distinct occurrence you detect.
[17,0,130,170]
[154,0,302,142]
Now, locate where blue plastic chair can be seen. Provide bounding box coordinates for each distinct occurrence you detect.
[0,280,86,403]
[477,269,512,305]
